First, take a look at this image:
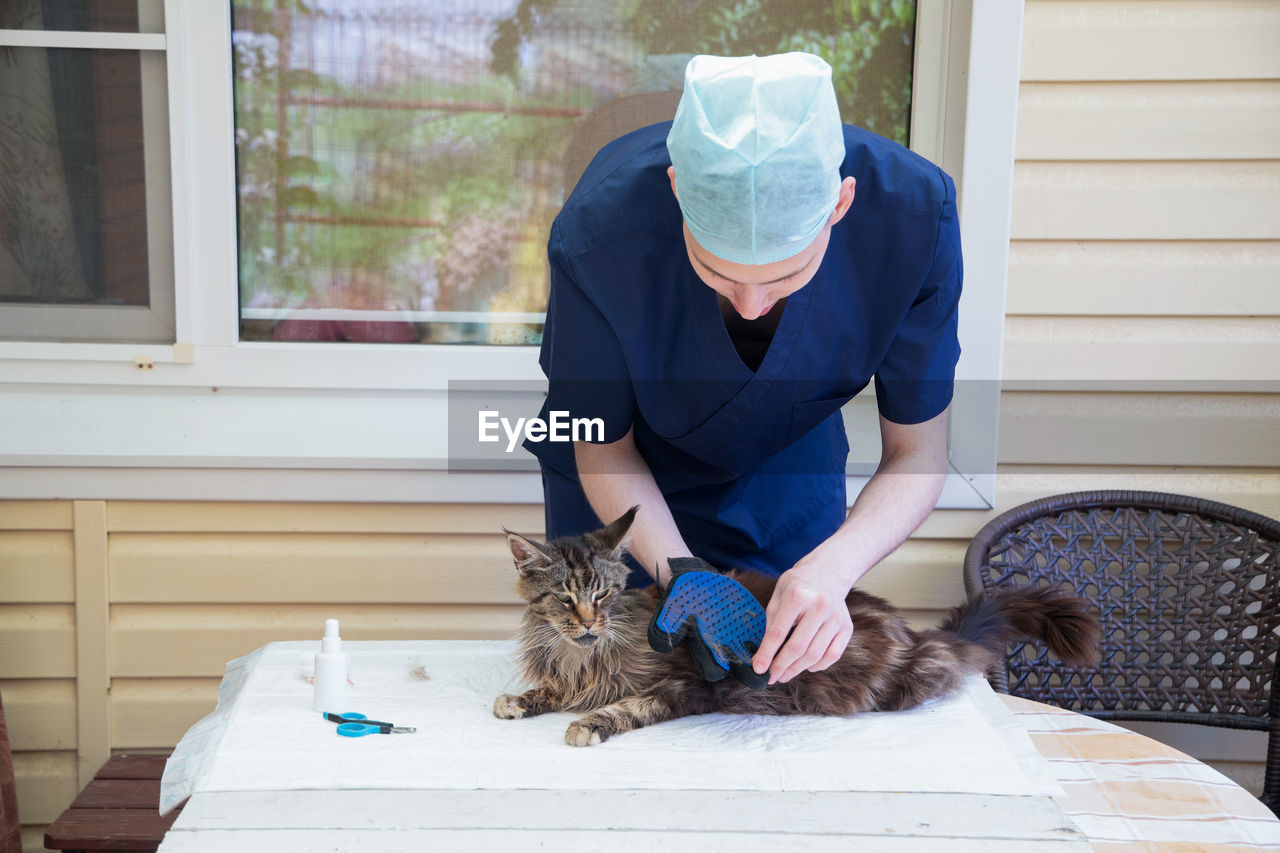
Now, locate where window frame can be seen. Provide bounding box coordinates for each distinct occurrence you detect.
[0,25,176,342]
[0,0,1018,508]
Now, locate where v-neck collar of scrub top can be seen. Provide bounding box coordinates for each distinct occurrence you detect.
[688,255,815,386]
[652,251,822,474]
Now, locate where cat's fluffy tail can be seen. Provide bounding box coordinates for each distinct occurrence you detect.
[939,586,1101,669]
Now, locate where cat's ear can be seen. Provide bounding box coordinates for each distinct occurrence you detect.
[584,505,638,562]
[503,530,555,576]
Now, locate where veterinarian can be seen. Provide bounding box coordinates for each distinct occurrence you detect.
[526,53,961,687]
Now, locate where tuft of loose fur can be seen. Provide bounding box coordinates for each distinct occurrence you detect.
[493,510,1101,746]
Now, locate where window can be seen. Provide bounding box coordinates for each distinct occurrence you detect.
[0,0,174,343]
[229,0,918,346]
[0,1,1020,508]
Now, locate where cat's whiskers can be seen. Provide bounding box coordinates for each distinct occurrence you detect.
[517,621,568,670]
[525,619,561,641]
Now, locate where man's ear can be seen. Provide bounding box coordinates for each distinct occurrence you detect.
[667,165,678,200]
[826,176,857,227]
[584,506,638,562]
[503,529,555,576]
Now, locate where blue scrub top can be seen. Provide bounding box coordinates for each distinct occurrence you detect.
[528,121,962,583]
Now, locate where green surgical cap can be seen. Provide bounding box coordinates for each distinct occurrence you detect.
[667,53,845,266]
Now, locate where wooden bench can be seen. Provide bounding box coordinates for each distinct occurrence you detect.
[44,754,183,853]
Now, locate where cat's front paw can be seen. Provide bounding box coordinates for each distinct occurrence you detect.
[565,719,609,746]
[493,694,527,720]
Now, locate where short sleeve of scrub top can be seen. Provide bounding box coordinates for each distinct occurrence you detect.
[873,170,963,425]
[538,233,636,444]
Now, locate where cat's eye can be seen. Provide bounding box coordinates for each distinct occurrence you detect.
[593,591,611,603]
[554,593,574,606]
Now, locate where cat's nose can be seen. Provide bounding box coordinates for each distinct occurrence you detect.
[580,618,595,629]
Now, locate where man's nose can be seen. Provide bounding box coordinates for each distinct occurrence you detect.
[732,288,770,320]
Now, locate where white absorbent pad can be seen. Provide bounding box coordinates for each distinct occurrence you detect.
[160,640,1062,815]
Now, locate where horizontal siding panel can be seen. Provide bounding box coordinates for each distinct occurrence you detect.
[1003,317,1280,382]
[1022,0,1280,82]
[22,827,50,852]
[0,604,75,678]
[1017,81,1280,161]
[111,603,525,677]
[93,497,1087,546]
[858,540,968,610]
[992,467,1280,522]
[916,467,1280,539]
[998,392,1280,466]
[12,750,78,824]
[108,502,544,535]
[1121,723,1266,764]
[109,533,521,605]
[899,609,950,632]
[914,511,1003,542]
[1204,760,1264,796]
[1007,241,1280,316]
[108,533,966,612]
[0,500,71,530]
[1011,161,1280,240]
[108,595,981,675]
[0,531,74,603]
[110,677,226,749]
[0,679,76,750]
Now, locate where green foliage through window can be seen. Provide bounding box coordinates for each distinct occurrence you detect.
[232,0,915,344]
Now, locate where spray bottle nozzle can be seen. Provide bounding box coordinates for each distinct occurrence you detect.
[321,618,342,654]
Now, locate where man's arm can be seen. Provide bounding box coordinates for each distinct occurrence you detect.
[751,407,949,684]
[574,427,692,588]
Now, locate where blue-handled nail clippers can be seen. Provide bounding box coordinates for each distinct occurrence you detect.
[323,711,416,736]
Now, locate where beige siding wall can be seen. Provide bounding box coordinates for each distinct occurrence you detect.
[1003,0,1280,507]
[0,499,981,848]
[3,1,1279,848]
[1,501,546,849]
[1,503,78,853]
[1004,0,1280,517]
[998,0,1280,798]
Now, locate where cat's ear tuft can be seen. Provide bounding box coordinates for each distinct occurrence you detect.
[503,529,554,576]
[584,505,638,561]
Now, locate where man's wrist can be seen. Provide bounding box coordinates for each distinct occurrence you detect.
[638,552,682,589]
[655,558,672,589]
[794,533,873,591]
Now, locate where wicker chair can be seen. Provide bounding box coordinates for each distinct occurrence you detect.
[963,490,1280,817]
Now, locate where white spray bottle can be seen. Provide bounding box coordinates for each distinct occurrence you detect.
[312,618,348,713]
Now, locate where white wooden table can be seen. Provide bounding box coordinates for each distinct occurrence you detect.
[158,701,1280,853]
[156,640,1095,851]
[1003,696,1280,852]
[158,788,1088,851]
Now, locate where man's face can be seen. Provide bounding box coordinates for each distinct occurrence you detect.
[681,222,831,320]
[669,167,856,321]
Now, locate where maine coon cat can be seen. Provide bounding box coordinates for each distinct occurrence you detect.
[494,507,1100,746]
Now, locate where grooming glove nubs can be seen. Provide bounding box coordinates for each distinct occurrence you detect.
[648,557,769,689]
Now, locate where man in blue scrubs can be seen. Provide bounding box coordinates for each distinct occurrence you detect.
[527,53,961,686]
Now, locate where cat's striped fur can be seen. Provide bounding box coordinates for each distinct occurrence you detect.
[495,507,1100,746]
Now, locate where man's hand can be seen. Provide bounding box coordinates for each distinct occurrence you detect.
[751,409,949,683]
[751,562,853,684]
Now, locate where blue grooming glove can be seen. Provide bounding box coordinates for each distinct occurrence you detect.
[647,557,769,689]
